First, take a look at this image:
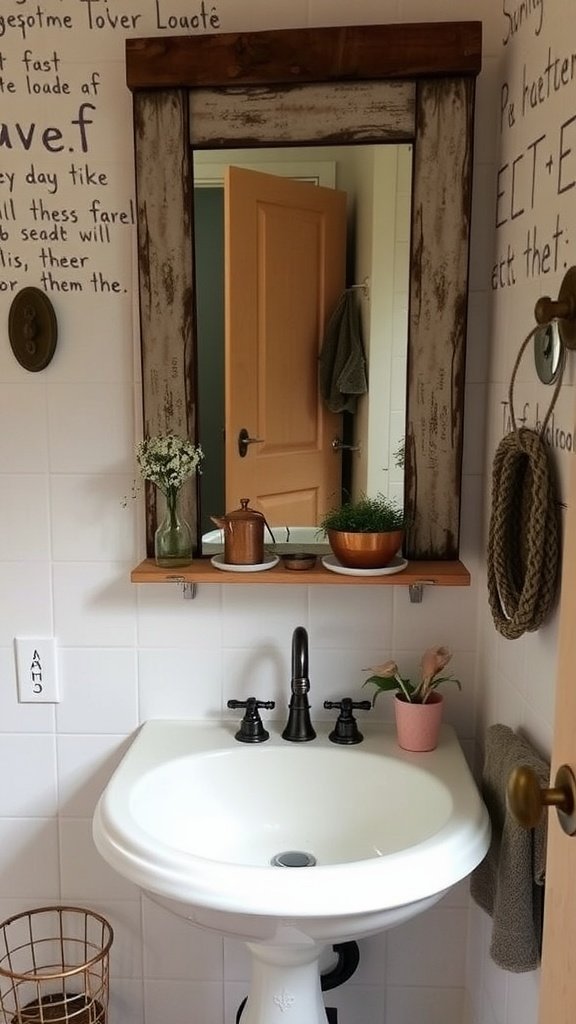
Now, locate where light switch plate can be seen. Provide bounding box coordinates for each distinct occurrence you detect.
[14,637,59,703]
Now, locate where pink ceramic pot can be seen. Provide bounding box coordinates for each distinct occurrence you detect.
[394,692,444,752]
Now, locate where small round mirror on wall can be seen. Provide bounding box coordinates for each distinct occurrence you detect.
[534,322,564,385]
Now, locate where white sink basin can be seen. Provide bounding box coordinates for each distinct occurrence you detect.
[94,721,488,936]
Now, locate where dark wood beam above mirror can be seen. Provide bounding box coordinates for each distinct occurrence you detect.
[126,22,482,562]
[126,22,481,88]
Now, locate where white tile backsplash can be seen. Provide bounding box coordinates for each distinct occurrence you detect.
[0,820,60,900]
[223,938,252,983]
[0,735,57,816]
[0,476,51,560]
[308,584,394,649]
[47,383,135,474]
[221,584,309,647]
[60,819,139,901]
[107,979,144,1024]
[505,971,540,1024]
[144,980,224,1024]
[142,898,224,981]
[392,584,479,653]
[137,582,223,649]
[53,562,137,647]
[0,563,54,645]
[221,645,288,713]
[56,648,138,734]
[386,985,465,1024]
[50,474,139,562]
[138,647,223,719]
[304,646,391,719]
[56,734,132,816]
[386,908,469,988]
[89,900,144,980]
[0,384,49,472]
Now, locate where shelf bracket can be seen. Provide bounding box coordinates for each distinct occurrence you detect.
[409,581,437,604]
[160,574,198,599]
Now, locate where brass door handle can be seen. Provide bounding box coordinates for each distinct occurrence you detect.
[507,763,576,836]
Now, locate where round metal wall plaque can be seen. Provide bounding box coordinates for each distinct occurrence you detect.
[534,321,565,385]
[8,287,58,372]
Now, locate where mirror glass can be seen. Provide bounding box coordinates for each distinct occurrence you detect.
[192,144,413,541]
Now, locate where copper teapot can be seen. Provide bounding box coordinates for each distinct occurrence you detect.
[211,499,274,565]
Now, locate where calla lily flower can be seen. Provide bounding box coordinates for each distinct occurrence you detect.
[363,645,460,705]
[368,659,399,678]
[420,646,452,684]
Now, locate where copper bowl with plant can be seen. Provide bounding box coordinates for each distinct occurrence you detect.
[320,494,404,569]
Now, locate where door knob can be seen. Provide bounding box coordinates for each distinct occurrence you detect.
[507,763,576,836]
[332,437,362,453]
[238,428,265,458]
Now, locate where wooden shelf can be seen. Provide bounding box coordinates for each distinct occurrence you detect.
[131,558,471,587]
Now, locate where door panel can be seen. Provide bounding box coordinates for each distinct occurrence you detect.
[225,165,346,524]
[539,442,576,1023]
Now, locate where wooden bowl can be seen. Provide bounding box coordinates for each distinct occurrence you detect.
[282,553,317,571]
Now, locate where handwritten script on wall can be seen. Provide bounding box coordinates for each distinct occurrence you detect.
[492,2,575,293]
[493,0,575,461]
[0,0,222,301]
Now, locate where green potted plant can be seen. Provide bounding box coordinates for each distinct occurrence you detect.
[319,493,405,569]
[363,646,461,751]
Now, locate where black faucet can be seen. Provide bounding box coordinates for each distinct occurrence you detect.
[282,626,316,741]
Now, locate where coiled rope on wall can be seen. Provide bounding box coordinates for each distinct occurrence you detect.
[487,325,562,640]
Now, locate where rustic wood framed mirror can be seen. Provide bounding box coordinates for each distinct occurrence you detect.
[126,21,481,562]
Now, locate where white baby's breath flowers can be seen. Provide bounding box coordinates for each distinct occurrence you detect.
[136,433,204,496]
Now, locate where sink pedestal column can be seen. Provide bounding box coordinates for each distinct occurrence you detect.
[242,941,327,1024]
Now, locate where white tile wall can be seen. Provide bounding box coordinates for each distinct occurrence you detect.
[142,898,224,981]
[0,735,58,816]
[144,980,224,1024]
[0,477,51,560]
[56,648,139,734]
[0,821,60,900]
[0,1,559,1023]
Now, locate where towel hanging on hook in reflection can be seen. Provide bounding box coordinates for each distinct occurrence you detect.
[318,289,368,414]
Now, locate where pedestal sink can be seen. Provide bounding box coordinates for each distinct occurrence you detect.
[93,720,489,1024]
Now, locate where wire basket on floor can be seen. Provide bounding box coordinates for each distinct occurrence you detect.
[0,907,113,1024]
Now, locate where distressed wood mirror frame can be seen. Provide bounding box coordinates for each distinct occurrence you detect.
[126,21,482,562]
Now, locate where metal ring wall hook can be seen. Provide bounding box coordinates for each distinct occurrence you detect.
[533,320,565,385]
[534,265,576,351]
[508,324,565,441]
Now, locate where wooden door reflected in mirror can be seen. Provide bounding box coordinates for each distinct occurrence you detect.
[194,146,412,538]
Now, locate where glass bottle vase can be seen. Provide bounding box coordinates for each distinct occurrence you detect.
[154,488,193,567]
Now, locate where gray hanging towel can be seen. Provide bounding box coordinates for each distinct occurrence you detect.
[470,724,549,972]
[318,290,368,414]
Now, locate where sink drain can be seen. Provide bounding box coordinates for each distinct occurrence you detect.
[271,850,317,868]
